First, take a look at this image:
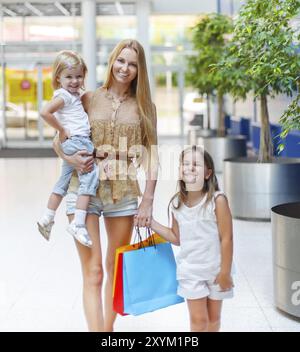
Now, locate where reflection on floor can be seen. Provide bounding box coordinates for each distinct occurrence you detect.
[0,143,300,332]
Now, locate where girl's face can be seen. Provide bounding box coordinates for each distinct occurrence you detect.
[180,150,212,191]
[112,48,138,86]
[57,65,84,94]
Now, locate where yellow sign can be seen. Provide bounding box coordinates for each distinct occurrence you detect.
[6,68,53,104]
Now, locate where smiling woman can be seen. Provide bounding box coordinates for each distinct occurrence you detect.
[112,48,138,87]
[52,39,159,332]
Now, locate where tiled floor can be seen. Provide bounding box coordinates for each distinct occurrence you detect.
[1,144,300,332]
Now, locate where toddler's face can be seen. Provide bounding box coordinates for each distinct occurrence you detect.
[57,65,84,94]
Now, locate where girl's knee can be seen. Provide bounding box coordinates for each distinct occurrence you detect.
[208,319,221,332]
[84,264,104,287]
[190,315,209,332]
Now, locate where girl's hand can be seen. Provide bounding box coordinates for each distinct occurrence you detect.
[67,150,94,173]
[214,272,233,291]
[134,199,153,228]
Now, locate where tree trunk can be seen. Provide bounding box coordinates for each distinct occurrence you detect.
[207,93,211,130]
[259,94,273,162]
[217,91,225,137]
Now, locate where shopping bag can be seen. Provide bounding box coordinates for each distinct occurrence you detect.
[113,232,166,315]
[122,240,184,316]
[113,252,127,316]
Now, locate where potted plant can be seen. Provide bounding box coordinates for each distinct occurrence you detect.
[217,0,300,219]
[186,13,247,172]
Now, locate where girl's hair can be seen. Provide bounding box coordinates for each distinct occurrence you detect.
[103,39,156,152]
[52,50,88,90]
[168,146,219,215]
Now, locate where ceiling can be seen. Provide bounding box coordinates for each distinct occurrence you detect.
[0,2,136,17]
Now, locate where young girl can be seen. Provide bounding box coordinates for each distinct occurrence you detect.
[37,50,99,248]
[151,146,233,332]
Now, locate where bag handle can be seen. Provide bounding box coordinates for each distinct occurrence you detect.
[133,226,157,250]
[133,226,145,249]
[146,227,156,249]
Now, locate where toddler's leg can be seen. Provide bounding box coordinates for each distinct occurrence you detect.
[67,195,93,248]
[74,195,90,228]
[37,193,63,241]
[38,155,74,241]
[68,157,99,248]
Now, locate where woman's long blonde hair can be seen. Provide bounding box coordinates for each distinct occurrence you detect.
[52,50,88,90]
[103,39,156,152]
[168,146,219,215]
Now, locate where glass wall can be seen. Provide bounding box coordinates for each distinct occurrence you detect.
[1,11,201,142]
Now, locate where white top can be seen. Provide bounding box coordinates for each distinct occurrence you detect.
[53,88,90,137]
[172,191,226,281]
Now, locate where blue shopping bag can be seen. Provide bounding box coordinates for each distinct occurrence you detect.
[122,241,184,316]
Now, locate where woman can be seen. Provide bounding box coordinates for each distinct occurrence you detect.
[54,39,158,331]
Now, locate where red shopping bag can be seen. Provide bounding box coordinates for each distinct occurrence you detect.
[113,252,127,316]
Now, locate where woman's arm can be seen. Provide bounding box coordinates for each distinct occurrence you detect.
[81,91,94,113]
[151,213,180,246]
[214,195,234,290]
[53,135,94,172]
[135,104,159,227]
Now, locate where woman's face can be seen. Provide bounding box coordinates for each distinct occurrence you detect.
[112,48,138,86]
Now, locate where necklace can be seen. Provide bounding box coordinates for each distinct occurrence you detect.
[107,88,128,102]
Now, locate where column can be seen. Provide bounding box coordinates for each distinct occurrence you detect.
[136,0,152,92]
[82,0,97,90]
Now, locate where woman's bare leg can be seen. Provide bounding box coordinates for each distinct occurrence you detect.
[103,215,134,332]
[68,213,105,331]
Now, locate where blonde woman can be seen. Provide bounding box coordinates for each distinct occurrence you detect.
[54,39,158,331]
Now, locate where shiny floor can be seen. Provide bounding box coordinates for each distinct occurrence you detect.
[1,146,300,332]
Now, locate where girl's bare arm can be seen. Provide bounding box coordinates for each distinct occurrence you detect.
[151,213,180,245]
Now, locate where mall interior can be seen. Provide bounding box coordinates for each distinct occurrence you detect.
[0,0,300,332]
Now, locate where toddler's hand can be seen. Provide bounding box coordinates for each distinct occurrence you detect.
[214,272,233,291]
[59,129,70,143]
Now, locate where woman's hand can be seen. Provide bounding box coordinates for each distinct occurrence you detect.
[134,198,153,228]
[214,272,233,292]
[66,150,94,173]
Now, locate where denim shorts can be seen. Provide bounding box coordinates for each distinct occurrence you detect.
[65,192,138,217]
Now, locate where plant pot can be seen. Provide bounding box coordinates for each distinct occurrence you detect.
[187,127,217,145]
[197,135,247,173]
[271,202,300,318]
[224,157,300,220]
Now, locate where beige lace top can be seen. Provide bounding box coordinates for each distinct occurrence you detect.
[68,87,143,204]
